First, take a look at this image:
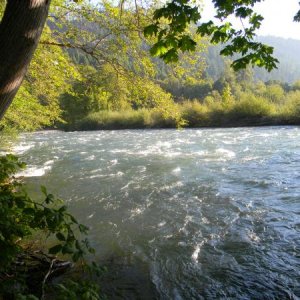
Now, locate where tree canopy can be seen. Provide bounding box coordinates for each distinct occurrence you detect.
[146,0,300,70]
[0,0,299,124]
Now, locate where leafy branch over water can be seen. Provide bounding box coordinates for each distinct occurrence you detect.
[0,154,103,299]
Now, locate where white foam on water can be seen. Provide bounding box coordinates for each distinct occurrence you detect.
[129,207,145,219]
[13,144,34,154]
[201,217,210,224]
[216,148,236,158]
[158,221,166,227]
[85,155,95,161]
[194,151,206,156]
[90,168,102,174]
[61,149,73,153]
[164,151,182,158]
[91,171,124,179]
[246,201,253,208]
[191,240,206,262]
[16,158,56,177]
[156,141,172,148]
[191,244,201,262]
[89,174,106,179]
[163,234,173,239]
[172,167,181,174]
[139,166,147,173]
[242,156,260,162]
[110,159,118,166]
[87,213,95,219]
[178,241,187,246]
[17,165,52,177]
[179,215,193,234]
[110,149,128,153]
[160,181,184,191]
[248,230,260,242]
[120,181,134,190]
[44,160,54,166]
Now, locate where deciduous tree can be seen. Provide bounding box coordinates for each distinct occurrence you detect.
[0,0,299,120]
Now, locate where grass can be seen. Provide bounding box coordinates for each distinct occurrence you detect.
[72,91,300,130]
[74,109,177,130]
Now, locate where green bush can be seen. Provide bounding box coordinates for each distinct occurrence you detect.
[76,109,178,130]
[280,90,300,123]
[231,94,275,119]
[76,110,147,130]
[180,100,209,127]
[64,87,300,130]
[0,154,102,299]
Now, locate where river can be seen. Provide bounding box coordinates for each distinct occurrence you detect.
[13,127,300,299]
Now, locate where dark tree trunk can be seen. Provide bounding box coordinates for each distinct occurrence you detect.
[0,0,51,120]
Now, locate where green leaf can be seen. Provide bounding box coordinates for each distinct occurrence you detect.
[41,185,47,196]
[72,251,82,262]
[144,24,158,37]
[150,42,169,57]
[49,244,62,255]
[79,224,89,233]
[23,207,36,215]
[161,49,178,63]
[69,214,78,224]
[56,232,65,241]
[45,194,54,204]
[62,245,74,254]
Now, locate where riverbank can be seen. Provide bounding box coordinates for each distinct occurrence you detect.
[59,91,300,131]
[64,106,300,131]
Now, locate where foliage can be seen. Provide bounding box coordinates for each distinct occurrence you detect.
[145,0,290,70]
[75,109,178,130]
[75,76,300,129]
[55,279,102,300]
[0,25,80,132]
[0,154,102,299]
[231,94,275,119]
[1,0,300,134]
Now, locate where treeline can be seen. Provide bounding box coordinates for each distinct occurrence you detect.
[77,80,300,130]
[206,36,300,83]
[1,0,300,136]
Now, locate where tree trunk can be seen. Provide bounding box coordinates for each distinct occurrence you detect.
[0,0,51,120]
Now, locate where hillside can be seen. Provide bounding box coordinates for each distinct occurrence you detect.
[205,36,300,83]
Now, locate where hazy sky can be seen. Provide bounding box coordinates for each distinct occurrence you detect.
[90,0,300,40]
[202,0,300,40]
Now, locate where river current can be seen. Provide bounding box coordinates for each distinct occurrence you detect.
[13,127,300,299]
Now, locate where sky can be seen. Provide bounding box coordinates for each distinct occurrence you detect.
[89,0,300,40]
[201,0,300,40]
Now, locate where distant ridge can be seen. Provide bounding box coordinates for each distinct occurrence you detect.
[205,36,300,83]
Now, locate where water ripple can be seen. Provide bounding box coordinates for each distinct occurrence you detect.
[16,127,300,299]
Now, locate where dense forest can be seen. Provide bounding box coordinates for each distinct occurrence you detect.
[0,1,300,139]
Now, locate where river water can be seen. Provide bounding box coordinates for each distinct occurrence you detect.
[14,127,300,299]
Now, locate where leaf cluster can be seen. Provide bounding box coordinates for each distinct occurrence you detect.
[0,154,101,298]
[145,0,282,70]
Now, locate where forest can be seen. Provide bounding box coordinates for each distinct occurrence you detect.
[1,1,300,138]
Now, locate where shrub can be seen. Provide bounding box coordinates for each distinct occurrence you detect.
[280,90,300,123]
[231,94,275,120]
[76,110,147,130]
[180,100,209,127]
[0,154,102,299]
[75,109,180,130]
